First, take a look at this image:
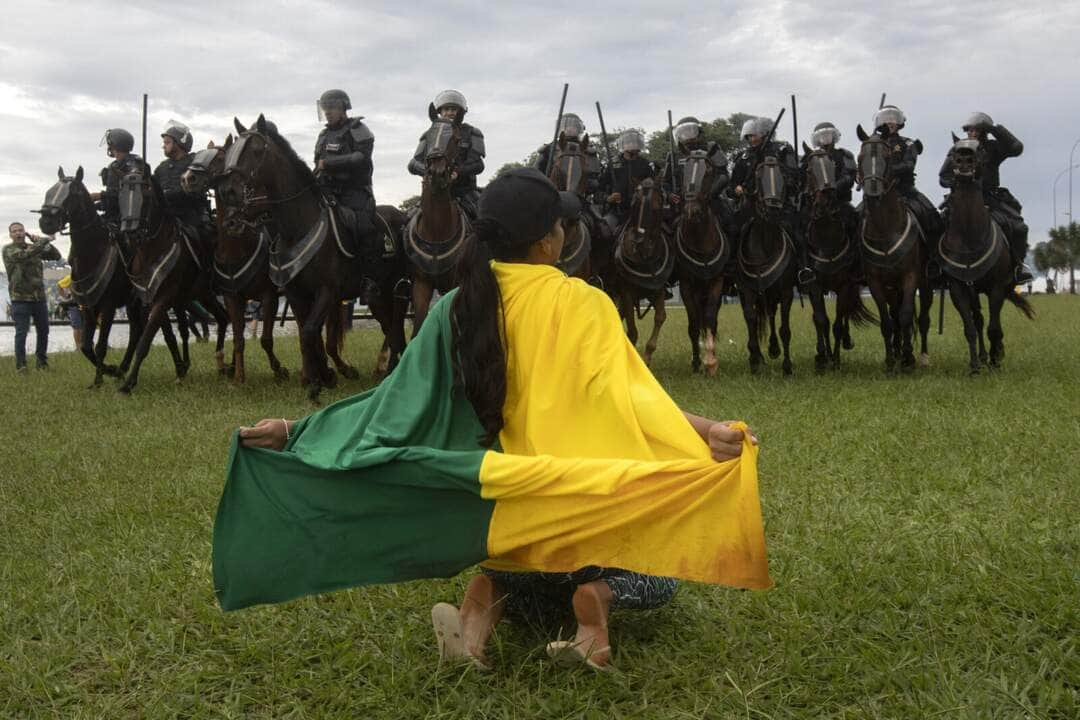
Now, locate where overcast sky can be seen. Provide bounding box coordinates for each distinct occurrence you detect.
[2,0,1078,258]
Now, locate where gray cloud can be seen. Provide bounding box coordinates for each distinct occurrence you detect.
[3,0,1079,260]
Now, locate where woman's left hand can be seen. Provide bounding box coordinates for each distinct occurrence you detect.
[239,418,291,450]
[707,421,758,462]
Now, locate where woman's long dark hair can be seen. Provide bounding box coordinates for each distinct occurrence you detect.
[451,217,538,447]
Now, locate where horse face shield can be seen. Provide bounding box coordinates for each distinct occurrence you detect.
[756,157,785,210]
[950,139,981,179]
[118,172,147,233]
[682,152,708,200]
[39,180,72,234]
[858,142,888,198]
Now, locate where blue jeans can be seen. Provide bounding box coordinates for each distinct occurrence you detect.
[12,300,50,368]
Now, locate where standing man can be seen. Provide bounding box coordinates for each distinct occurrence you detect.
[407,90,486,218]
[3,222,61,371]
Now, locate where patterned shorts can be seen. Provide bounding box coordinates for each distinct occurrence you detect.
[480,565,677,621]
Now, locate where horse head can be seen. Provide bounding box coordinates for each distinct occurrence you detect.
[39,165,91,236]
[218,114,298,235]
[681,149,714,221]
[624,178,665,257]
[550,133,589,195]
[754,155,787,212]
[855,124,892,200]
[117,163,161,235]
[803,147,839,218]
[180,135,231,194]
[947,136,983,184]
[423,117,461,192]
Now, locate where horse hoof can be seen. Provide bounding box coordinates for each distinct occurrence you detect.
[783,363,793,376]
[969,367,981,376]
[918,353,931,368]
[307,386,322,403]
[117,384,132,395]
[704,362,719,377]
[323,369,339,388]
[274,367,290,382]
[768,344,781,360]
[102,364,120,377]
[340,366,360,381]
[220,364,235,377]
[842,338,854,350]
[749,363,762,375]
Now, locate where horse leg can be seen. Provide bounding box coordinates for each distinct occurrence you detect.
[867,277,894,373]
[917,280,933,367]
[971,291,988,365]
[740,290,765,374]
[643,292,667,366]
[410,275,435,339]
[702,280,723,377]
[809,285,831,371]
[305,289,337,400]
[367,291,393,379]
[986,287,1006,367]
[260,292,289,381]
[621,291,639,347]
[682,281,702,372]
[948,281,980,375]
[389,292,410,372]
[203,293,230,375]
[118,300,171,394]
[323,298,357,381]
[766,303,781,359]
[779,285,794,376]
[288,293,317,390]
[224,295,245,383]
[899,274,919,371]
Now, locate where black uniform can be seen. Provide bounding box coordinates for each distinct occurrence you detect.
[875,130,943,241]
[153,154,211,228]
[407,121,485,216]
[98,154,151,229]
[800,145,858,237]
[938,124,1027,263]
[314,117,376,235]
[601,154,656,225]
[661,141,731,224]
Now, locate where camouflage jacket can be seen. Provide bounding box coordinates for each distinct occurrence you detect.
[2,238,62,302]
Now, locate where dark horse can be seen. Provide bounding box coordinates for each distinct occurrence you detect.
[856,125,933,373]
[674,149,732,375]
[734,156,798,375]
[406,117,471,334]
[38,166,154,387]
[939,136,1034,373]
[224,115,408,401]
[115,165,229,393]
[801,144,876,370]
[546,134,602,282]
[181,138,289,384]
[612,179,674,365]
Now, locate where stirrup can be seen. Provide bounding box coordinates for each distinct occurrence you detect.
[1013,265,1033,284]
[797,267,816,286]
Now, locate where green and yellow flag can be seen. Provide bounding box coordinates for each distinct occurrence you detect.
[213,263,771,611]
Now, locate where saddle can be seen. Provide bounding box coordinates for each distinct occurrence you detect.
[938,220,1006,284]
[736,227,794,292]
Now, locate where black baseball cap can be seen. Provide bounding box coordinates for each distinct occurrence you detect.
[478,168,580,244]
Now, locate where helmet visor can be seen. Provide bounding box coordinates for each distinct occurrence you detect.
[874,107,905,128]
[615,131,644,152]
[674,122,701,144]
[811,127,839,147]
[559,115,585,138]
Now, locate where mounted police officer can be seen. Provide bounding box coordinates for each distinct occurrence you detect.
[407,89,485,218]
[533,113,602,200]
[938,112,1031,283]
[153,120,214,252]
[314,89,377,241]
[92,128,151,236]
[869,105,944,252]
[801,121,858,241]
[728,116,813,284]
[601,129,656,230]
[660,116,731,225]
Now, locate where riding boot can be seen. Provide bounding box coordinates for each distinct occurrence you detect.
[794,228,816,287]
[1011,221,1032,284]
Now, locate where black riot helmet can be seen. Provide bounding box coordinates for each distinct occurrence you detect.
[161,119,193,153]
[101,128,135,157]
[674,116,703,146]
[811,122,840,148]
[318,89,351,121]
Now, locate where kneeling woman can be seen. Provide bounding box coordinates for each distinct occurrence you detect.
[217,169,771,672]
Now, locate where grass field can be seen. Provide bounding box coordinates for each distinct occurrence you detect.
[1,294,1077,719]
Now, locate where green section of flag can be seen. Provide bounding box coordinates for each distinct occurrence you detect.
[213,292,494,611]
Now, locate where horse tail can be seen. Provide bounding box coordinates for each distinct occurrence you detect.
[847,293,879,327]
[755,295,769,344]
[1006,288,1036,320]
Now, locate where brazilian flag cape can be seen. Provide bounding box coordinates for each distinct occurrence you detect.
[213,262,771,611]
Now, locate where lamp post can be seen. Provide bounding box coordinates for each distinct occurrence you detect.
[1070,138,1080,223]
[1053,163,1080,227]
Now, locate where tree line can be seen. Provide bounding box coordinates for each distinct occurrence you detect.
[1033,222,1080,294]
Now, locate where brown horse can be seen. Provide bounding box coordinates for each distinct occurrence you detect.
[38,166,163,387]
[734,157,798,375]
[406,117,471,335]
[855,125,933,373]
[939,137,1034,373]
[673,150,732,375]
[115,165,229,393]
[546,134,599,281]
[612,178,673,365]
[181,139,289,384]
[224,115,408,401]
[801,144,876,370]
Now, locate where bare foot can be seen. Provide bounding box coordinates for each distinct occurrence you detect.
[569,581,613,667]
[459,574,505,665]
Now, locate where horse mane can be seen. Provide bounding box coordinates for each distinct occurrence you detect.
[263,122,318,189]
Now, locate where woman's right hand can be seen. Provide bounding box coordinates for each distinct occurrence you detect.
[706,421,758,463]
[239,418,292,450]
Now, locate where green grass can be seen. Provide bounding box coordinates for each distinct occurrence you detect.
[1,295,1077,719]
